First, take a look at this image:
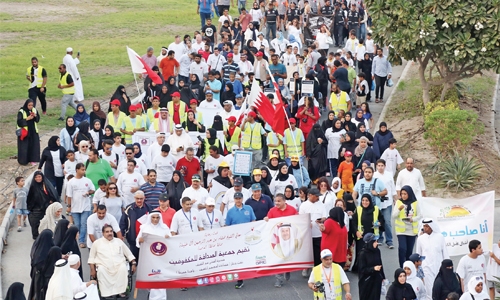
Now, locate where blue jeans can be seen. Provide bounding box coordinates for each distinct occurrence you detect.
[238,0,246,14]
[266,23,277,41]
[358,23,366,42]
[397,234,416,267]
[200,12,211,28]
[328,158,339,177]
[72,210,91,244]
[378,205,393,245]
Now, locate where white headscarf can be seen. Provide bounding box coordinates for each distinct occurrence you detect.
[136,211,171,248]
[403,261,426,299]
[278,224,296,258]
[467,275,489,299]
[331,177,342,194]
[39,202,64,233]
[45,259,73,300]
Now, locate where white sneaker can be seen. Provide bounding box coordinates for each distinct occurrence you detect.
[17,227,21,232]
[302,269,309,278]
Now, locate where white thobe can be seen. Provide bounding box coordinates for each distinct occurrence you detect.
[416,232,449,300]
[70,268,87,295]
[88,238,135,297]
[166,132,194,161]
[63,54,84,101]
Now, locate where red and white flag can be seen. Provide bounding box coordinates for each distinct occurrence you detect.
[265,66,288,135]
[248,79,275,128]
[126,46,163,85]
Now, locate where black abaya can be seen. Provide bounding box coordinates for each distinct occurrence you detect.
[53,219,70,247]
[5,282,26,300]
[17,99,40,165]
[40,246,63,300]
[60,225,83,278]
[27,171,59,239]
[305,124,329,180]
[357,241,385,300]
[29,229,54,300]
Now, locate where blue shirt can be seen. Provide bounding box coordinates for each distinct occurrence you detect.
[244,195,274,221]
[372,55,393,77]
[226,80,243,96]
[207,79,222,101]
[268,63,287,83]
[226,204,256,225]
[139,182,166,209]
[353,177,386,207]
[198,0,214,13]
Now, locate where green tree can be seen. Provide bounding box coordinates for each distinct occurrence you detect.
[365,0,500,105]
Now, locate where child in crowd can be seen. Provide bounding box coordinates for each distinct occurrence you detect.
[112,132,126,161]
[338,151,354,193]
[409,253,426,282]
[356,72,369,106]
[355,39,366,67]
[12,176,28,232]
[365,33,375,57]
[64,150,77,178]
[380,138,403,175]
[92,179,108,212]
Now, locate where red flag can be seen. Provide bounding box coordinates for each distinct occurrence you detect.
[249,79,275,127]
[266,67,287,135]
[127,46,163,85]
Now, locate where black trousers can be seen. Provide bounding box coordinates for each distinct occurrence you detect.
[374,75,387,100]
[29,208,45,239]
[29,87,47,112]
[218,5,230,17]
[312,237,322,266]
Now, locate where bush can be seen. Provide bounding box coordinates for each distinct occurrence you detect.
[424,99,459,117]
[424,109,484,153]
[435,152,482,191]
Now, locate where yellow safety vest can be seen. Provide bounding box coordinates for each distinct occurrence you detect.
[202,138,221,162]
[284,128,303,157]
[107,111,126,132]
[17,108,38,133]
[147,108,159,124]
[356,206,379,239]
[153,117,174,133]
[312,263,342,300]
[122,115,145,144]
[27,66,45,88]
[267,131,284,158]
[167,101,187,124]
[394,200,419,234]
[241,122,263,150]
[329,92,348,115]
[59,72,75,95]
[224,126,241,151]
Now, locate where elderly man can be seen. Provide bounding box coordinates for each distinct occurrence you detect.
[89,224,136,298]
[63,47,84,101]
[86,204,123,249]
[120,190,152,260]
[200,197,225,229]
[141,46,157,70]
[220,100,234,127]
[167,124,194,160]
[245,183,274,221]
[182,173,210,212]
[152,107,173,133]
[147,132,166,166]
[69,254,97,296]
[396,157,427,199]
[220,177,251,215]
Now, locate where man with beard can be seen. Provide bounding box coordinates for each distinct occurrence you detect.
[396,157,426,199]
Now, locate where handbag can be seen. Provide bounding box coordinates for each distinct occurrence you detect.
[326,36,334,45]
[16,128,22,137]
[371,80,375,91]
[386,78,394,87]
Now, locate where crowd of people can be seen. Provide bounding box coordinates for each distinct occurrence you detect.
[9,0,500,299]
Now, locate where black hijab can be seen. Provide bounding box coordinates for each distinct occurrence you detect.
[275,162,289,181]
[53,219,70,247]
[267,156,280,171]
[341,131,357,155]
[343,192,356,213]
[388,268,416,300]
[92,119,105,139]
[260,166,272,185]
[207,128,218,145]
[27,171,59,211]
[48,136,59,151]
[355,123,374,141]
[159,84,170,107]
[30,229,54,267]
[221,82,235,104]
[111,85,131,114]
[179,80,196,105]
[65,117,77,136]
[306,123,327,157]
[60,225,80,255]
[360,194,375,213]
[165,76,179,96]
[329,207,345,228]
[343,112,357,132]
[5,282,26,300]
[213,167,233,188]
[21,99,34,114]
[20,99,37,133]
[321,111,336,131]
[104,125,114,140]
[165,170,188,211]
[436,259,460,293]
[331,119,343,133]
[75,121,94,146]
[211,115,224,131]
[41,246,62,281]
[400,185,418,216]
[284,185,295,200]
[377,121,390,136]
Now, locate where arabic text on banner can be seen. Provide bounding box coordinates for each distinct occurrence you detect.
[419,191,494,256]
[135,214,313,289]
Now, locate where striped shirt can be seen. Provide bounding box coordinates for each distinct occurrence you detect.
[139,182,166,209]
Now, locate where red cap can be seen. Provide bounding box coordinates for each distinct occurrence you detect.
[227,53,234,58]
[129,105,137,112]
[226,116,237,122]
[248,111,257,118]
[171,91,180,97]
[344,151,353,157]
[152,96,160,101]
[289,117,296,124]
[190,99,198,105]
[110,99,121,106]
[255,51,264,57]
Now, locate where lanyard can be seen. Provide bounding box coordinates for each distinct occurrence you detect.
[322,265,333,290]
[182,210,193,231]
[206,211,214,229]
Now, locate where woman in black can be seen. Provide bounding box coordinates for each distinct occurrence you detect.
[40,246,63,300]
[110,85,131,114]
[358,53,373,101]
[260,166,272,185]
[355,123,374,145]
[245,169,273,198]
[314,56,330,108]
[5,282,26,300]
[432,259,462,300]
[358,233,385,300]
[386,268,417,300]
[17,99,40,165]
[306,123,329,181]
[28,229,54,300]
[182,110,206,132]
[53,218,70,247]
[189,74,203,101]
[220,82,236,105]
[165,170,189,211]
[211,162,233,189]
[27,172,59,239]
[103,124,115,141]
[89,101,107,126]
[287,71,302,116]
[74,121,94,149]
[343,112,357,132]
[164,76,179,104]
[159,84,170,107]
[60,225,83,278]
[38,136,67,198]
[353,194,384,263]
[179,79,197,106]
[321,110,336,132]
[338,131,357,164]
[211,115,224,131]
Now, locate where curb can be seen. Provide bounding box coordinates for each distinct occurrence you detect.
[0,203,16,300]
[490,74,500,157]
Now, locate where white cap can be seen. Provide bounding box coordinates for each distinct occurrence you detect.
[74,292,87,300]
[320,249,332,259]
[205,197,216,206]
[223,100,233,106]
[66,47,73,52]
[68,254,80,265]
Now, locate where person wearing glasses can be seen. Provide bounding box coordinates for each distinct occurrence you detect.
[116,146,148,180]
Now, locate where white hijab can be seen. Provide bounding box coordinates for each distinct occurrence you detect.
[467,276,489,299]
[331,177,342,194]
[45,259,73,300]
[403,261,426,299]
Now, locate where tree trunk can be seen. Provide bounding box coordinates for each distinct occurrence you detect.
[418,63,431,106]
[440,81,453,102]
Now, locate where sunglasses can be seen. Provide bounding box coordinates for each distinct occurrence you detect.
[125,152,133,155]
[108,187,117,190]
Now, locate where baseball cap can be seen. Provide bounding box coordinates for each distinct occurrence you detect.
[128,104,137,112]
[308,188,321,197]
[234,177,243,186]
[269,154,278,160]
[409,253,426,262]
[252,169,262,175]
[227,116,237,122]
[248,111,257,118]
[174,124,183,130]
[231,145,239,151]
[227,53,234,58]
[205,90,213,95]
[344,151,353,157]
[289,117,296,124]
[190,99,198,105]
[205,197,216,206]
[235,93,243,98]
[255,51,264,57]
[161,144,170,152]
[219,161,230,168]
[159,193,169,201]
[110,99,121,106]
[234,192,244,198]
[192,174,201,181]
[251,183,262,191]
[320,249,332,259]
[171,91,181,97]
[363,232,378,243]
[223,100,233,106]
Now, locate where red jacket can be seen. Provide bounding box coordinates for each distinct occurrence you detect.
[321,218,348,263]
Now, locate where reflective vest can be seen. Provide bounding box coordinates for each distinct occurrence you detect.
[59,72,75,95]
[202,138,221,161]
[107,111,126,132]
[284,128,303,157]
[17,108,38,133]
[241,122,263,150]
[267,131,284,158]
[394,200,419,234]
[224,126,241,150]
[329,92,348,115]
[356,206,379,239]
[122,115,145,144]
[27,66,45,88]
[167,101,187,123]
[147,108,159,124]
[153,117,174,133]
[312,263,342,300]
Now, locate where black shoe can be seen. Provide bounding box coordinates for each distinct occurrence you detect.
[57,117,64,121]
[235,281,244,289]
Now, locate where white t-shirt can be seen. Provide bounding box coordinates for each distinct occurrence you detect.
[99,196,126,223]
[170,209,204,235]
[308,265,350,300]
[151,154,177,183]
[325,128,346,159]
[168,41,187,61]
[286,197,302,212]
[92,188,107,205]
[116,172,146,206]
[373,170,396,209]
[395,168,426,199]
[86,213,120,248]
[380,148,403,176]
[181,186,210,213]
[205,155,225,185]
[221,187,252,215]
[112,144,126,162]
[199,209,225,229]
[50,150,64,177]
[299,200,327,238]
[116,159,148,177]
[98,150,119,177]
[199,99,223,109]
[64,160,78,178]
[66,177,95,213]
[456,254,486,292]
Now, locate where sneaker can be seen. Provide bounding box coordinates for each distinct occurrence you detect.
[285,272,290,281]
[180,288,188,291]
[274,280,283,288]
[235,281,244,289]
[17,227,21,232]
[57,117,65,121]
[387,244,394,249]
[23,221,27,227]
[302,269,309,278]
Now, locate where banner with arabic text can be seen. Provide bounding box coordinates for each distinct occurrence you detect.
[135,214,313,289]
[419,191,494,256]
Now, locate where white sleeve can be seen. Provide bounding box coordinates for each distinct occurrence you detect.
[170,214,179,233]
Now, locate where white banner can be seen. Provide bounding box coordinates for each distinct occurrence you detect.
[419,191,495,256]
[198,107,220,128]
[209,180,229,209]
[136,214,313,289]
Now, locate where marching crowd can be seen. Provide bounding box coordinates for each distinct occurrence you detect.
[8,0,500,299]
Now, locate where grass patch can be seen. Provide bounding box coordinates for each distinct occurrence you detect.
[386,78,425,120]
[458,75,497,103]
[0,12,13,21]
[0,145,17,160]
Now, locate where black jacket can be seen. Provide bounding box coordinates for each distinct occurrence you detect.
[38,147,67,181]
